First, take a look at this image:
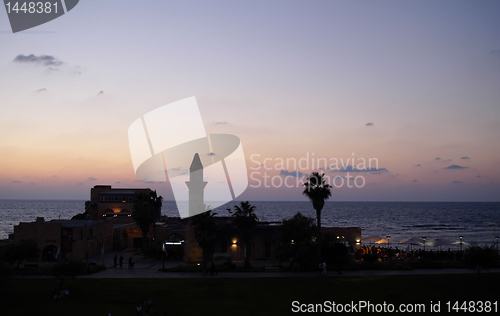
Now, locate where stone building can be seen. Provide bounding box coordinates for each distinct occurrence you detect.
[12,217,113,261]
[87,185,153,218]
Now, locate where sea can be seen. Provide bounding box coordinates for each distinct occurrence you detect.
[1,200,499,248]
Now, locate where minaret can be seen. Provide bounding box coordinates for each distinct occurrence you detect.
[185,153,207,216]
[184,153,208,263]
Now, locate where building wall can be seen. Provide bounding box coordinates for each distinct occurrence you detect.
[155,218,362,263]
[89,185,153,218]
[14,220,61,260]
[13,219,113,262]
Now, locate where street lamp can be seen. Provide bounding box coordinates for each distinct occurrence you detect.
[422,236,427,251]
[386,235,391,248]
[459,236,464,252]
[162,242,169,270]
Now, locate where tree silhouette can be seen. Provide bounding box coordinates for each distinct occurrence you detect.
[280,212,317,270]
[132,191,163,248]
[303,172,332,261]
[303,172,332,232]
[228,201,258,268]
[191,210,218,272]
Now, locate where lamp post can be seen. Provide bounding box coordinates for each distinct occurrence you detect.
[386,235,391,248]
[422,236,427,251]
[459,236,463,252]
[161,242,168,271]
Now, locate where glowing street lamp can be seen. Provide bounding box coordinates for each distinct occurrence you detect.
[231,237,238,249]
[386,235,391,248]
[422,236,427,251]
[459,236,464,252]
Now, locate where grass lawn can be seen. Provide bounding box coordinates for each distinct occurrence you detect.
[2,273,499,315]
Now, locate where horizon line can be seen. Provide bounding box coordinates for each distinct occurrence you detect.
[0,198,499,203]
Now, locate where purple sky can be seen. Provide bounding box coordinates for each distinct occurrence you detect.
[0,0,500,201]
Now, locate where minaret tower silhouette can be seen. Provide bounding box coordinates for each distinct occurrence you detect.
[185,153,207,216]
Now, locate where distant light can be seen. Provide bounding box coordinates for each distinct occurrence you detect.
[196,263,201,266]
[355,239,361,244]
[290,239,295,245]
[164,241,184,245]
[231,238,238,245]
[122,200,126,203]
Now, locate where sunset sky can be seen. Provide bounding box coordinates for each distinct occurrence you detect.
[1,0,500,201]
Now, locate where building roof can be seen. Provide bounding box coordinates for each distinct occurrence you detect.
[99,190,139,195]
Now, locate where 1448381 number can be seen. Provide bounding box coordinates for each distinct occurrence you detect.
[446,301,498,313]
[5,1,59,14]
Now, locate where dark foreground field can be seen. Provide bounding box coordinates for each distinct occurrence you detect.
[2,274,500,315]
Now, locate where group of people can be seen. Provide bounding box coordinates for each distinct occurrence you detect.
[113,254,135,269]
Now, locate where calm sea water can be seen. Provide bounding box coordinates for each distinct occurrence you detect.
[1,200,499,247]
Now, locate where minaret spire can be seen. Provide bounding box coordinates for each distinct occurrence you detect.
[185,153,207,216]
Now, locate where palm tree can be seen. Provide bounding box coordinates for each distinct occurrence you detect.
[303,172,332,232]
[228,201,258,268]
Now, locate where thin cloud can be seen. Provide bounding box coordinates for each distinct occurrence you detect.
[333,166,388,174]
[490,49,500,57]
[280,170,305,178]
[365,122,374,127]
[434,157,452,163]
[34,88,47,93]
[214,121,229,126]
[444,164,468,170]
[87,176,98,181]
[460,156,471,160]
[13,54,63,67]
